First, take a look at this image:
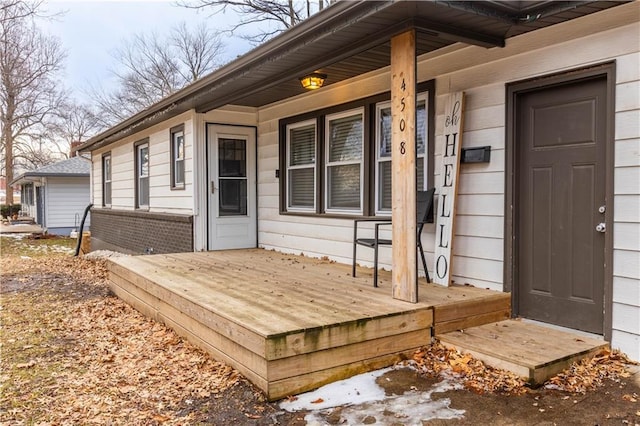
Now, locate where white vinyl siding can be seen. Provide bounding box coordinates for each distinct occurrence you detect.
[611,49,640,361]
[45,177,90,229]
[91,113,196,215]
[286,120,316,211]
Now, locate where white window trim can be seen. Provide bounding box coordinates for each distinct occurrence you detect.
[136,143,150,209]
[103,153,112,207]
[172,129,185,188]
[325,108,364,215]
[374,92,429,215]
[286,119,317,212]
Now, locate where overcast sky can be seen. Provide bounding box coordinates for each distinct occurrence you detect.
[42,0,256,103]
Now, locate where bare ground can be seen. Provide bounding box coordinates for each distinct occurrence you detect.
[1,236,638,425]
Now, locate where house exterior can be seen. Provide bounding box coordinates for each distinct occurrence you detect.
[79,1,640,360]
[10,156,91,235]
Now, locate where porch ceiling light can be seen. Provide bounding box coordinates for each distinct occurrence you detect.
[299,72,327,90]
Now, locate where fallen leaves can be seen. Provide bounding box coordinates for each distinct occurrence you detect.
[1,251,240,425]
[412,342,638,397]
[544,348,638,394]
[412,342,528,395]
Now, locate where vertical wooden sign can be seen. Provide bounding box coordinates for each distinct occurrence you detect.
[433,92,465,286]
[391,30,417,303]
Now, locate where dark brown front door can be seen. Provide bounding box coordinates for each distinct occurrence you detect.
[516,75,607,334]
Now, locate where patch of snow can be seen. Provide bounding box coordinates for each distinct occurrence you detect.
[83,250,128,260]
[280,366,465,425]
[1,233,27,240]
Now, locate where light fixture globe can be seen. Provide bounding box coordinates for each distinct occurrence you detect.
[299,72,327,90]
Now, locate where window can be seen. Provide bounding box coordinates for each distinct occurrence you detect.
[22,184,34,205]
[170,125,185,189]
[135,141,149,208]
[375,93,428,213]
[279,80,434,217]
[102,153,112,207]
[286,120,316,211]
[325,109,364,213]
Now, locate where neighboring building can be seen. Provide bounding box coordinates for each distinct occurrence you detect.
[10,156,91,235]
[79,1,640,360]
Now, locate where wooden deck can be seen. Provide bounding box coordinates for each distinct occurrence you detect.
[107,249,510,400]
[439,320,609,385]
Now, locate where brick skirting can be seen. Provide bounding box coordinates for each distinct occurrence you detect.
[90,208,193,254]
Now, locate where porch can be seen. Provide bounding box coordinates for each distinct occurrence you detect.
[107,248,510,400]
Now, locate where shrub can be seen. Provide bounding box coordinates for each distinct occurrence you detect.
[1,204,22,218]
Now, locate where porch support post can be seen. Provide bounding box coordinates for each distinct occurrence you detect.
[390,29,417,303]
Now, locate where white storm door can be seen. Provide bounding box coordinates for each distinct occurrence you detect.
[207,124,257,250]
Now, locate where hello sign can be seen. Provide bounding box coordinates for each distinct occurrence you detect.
[433,92,465,286]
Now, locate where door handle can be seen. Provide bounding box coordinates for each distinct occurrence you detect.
[211,181,215,194]
[595,223,606,233]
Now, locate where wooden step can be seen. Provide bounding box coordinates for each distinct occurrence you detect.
[438,319,609,385]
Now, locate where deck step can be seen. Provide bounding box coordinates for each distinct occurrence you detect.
[437,319,609,385]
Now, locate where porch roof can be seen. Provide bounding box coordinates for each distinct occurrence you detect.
[79,0,629,152]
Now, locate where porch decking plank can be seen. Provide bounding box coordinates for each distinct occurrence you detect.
[268,329,429,381]
[166,251,425,312]
[265,309,433,360]
[160,252,398,319]
[269,348,421,399]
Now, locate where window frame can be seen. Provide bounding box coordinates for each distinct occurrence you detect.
[324,108,365,215]
[286,119,317,212]
[102,152,112,207]
[134,139,150,210]
[374,91,429,215]
[278,79,434,218]
[170,124,185,190]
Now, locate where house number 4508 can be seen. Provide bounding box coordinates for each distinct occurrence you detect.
[399,78,406,155]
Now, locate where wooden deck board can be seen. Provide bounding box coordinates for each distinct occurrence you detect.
[107,249,511,400]
[438,319,609,384]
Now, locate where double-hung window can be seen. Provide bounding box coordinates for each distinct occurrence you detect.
[135,141,149,209]
[279,80,434,217]
[170,125,185,189]
[375,92,428,214]
[325,109,364,214]
[102,153,112,207]
[286,120,316,211]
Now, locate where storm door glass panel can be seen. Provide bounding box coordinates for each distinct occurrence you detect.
[326,110,363,212]
[136,144,149,208]
[218,138,247,216]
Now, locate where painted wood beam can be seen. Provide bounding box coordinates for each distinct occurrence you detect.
[391,29,417,303]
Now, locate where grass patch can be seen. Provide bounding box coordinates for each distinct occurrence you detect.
[0,234,76,257]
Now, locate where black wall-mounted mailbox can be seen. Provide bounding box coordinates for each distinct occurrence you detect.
[461,146,491,164]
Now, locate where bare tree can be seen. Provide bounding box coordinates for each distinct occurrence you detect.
[1,0,65,204]
[91,21,224,127]
[179,0,335,42]
[50,102,101,156]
